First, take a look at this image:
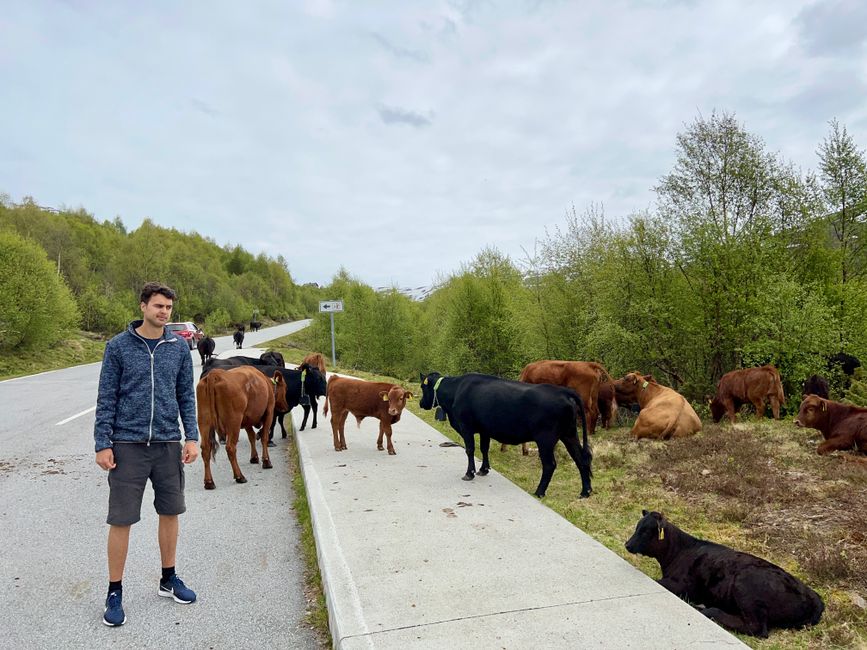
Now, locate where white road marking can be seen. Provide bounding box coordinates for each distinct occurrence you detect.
[56,405,96,426]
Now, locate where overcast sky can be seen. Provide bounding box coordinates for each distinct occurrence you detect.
[2,1,866,289]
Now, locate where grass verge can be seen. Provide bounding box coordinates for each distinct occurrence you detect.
[0,331,107,380]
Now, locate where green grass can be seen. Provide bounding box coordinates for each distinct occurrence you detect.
[0,330,107,380]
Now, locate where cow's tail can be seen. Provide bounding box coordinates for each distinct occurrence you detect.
[571,392,592,476]
[323,375,337,416]
[774,370,786,405]
[202,374,221,461]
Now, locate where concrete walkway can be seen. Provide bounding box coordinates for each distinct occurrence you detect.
[289,381,748,649]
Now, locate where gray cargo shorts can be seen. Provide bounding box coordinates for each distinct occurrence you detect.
[107,442,186,526]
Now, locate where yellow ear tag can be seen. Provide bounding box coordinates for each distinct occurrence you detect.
[406,394,413,400]
[658,526,665,540]
[423,378,428,385]
[382,394,389,401]
[822,402,826,412]
[271,378,277,385]
[642,381,649,389]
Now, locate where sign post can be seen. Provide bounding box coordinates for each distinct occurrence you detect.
[318,300,344,367]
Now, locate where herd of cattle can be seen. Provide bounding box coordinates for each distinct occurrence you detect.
[189,337,866,638]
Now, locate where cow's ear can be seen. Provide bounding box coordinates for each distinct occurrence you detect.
[380,391,389,401]
[405,391,414,400]
[420,373,425,383]
[273,371,283,384]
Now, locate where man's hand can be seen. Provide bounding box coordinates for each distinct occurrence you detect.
[182,440,199,464]
[95,448,116,470]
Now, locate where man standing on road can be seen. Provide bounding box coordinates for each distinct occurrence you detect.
[93,282,200,627]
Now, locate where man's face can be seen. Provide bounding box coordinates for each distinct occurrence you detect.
[140,295,173,329]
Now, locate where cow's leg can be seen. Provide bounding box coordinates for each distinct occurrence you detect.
[260,412,273,469]
[701,607,768,638]
[311,396,318,429]
[202,431,216,490]
[769,395,781,420]
[478,435,490,475]
[245,427,259,464]
[461,431,477,481]
[382,422,396,455]
[300,405,311,431]
[225,432,246,483]
[276,411,287,439]
[561,435,593,498]
[818,433,856,455]
[752,398,766,420]
[534,438,557,497]
[338,410,349,450]
[725,399,737,423]
[329,409,341,451]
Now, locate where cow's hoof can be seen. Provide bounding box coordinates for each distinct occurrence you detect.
[235,476,247,484]
[267,440,276,447]
[388,450,396,455]
[282,433,288,439]
[204,481,216,490]
[522,450,529,456]
[377,445,384,451]
[299,426,306,431]
[250,458,259,464]
[534,491,545,498]
[579,490,592,499]
[478,468,489,476]
[263,460,273,469]
[312,424,317,429]
[462,473,475,481]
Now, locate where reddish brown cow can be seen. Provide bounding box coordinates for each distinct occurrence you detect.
[794,395,867,455]
[614,372,702,440]
[502,363,617,455]
[301,352,327,374]
[710,365,786,423]
[323,376,413,454]
[196,366,288,489]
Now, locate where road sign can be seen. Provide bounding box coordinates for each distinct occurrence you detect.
[319,300,344,313]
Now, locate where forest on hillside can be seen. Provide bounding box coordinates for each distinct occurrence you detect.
[0,198,322,349]
[307,113,867,405]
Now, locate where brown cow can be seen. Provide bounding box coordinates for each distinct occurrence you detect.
[323,375,413,454]
[301,352,327,374]
[613,372,702,439]
[794,395,867,455]
[710,365,786,423]
[502,361,616,455]
[196,366,288,489]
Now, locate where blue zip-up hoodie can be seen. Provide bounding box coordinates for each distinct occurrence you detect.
[94,320,198,452]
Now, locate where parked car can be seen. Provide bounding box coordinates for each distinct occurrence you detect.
[166,322,204,350]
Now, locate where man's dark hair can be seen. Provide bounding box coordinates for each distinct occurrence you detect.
[140,282,177,304]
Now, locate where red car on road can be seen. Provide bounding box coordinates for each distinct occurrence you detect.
[166,322,204,350]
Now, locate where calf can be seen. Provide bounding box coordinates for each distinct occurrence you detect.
[232,326,245,349]
[419,372,592,498]
[795,394,867,455]
[299,352,327,430]
[614,372,701,439]
[710,365,785,423]
[196,366,288,489]
[625,510,824,638]
[196,335,215,365]
[802,374,829,399]
[323,376,412,454]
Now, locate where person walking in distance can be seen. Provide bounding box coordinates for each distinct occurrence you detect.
[94,282,200,627]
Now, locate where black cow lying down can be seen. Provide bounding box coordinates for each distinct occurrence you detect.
[626,510,824,638]
[419,372,592,498]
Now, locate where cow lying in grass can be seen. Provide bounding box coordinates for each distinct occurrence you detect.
[419,372,592,498]
[625,510,824,638]
[795,394,867,455]
[614,372,701,439]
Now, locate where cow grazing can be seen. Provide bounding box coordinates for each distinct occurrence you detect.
[626,510,824,638]
[196,366,288,489]
[323,376,412,454]
[196,335,215,365]
[249,320,262,332]
[232,326,245,349]
[794,394,867,455]
[299,352,327,430]
[802,374,830,399]
[500,360,617,456]
[613,372,701,439]
[597,380,618,428]
[710,365,786,423]
[419,372,592,498]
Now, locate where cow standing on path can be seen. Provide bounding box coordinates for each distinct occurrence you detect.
[710,365,786,423]
[232,326,245,349]
[795,394,867,455]
[196,335,215,365]
[323,376,413,454]
[626,510,824,638]
[419,372,592,498]
[299,352,327,430]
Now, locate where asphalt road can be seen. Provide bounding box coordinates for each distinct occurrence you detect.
[0,320,325,649]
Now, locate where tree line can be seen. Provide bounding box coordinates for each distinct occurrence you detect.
[0,199,322,350]
[309,113,867,407]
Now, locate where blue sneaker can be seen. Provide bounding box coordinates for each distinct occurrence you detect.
[103,591,126,626]
[158,574,197,604]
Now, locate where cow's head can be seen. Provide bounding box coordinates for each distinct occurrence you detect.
[709,397,725,423]
[379,385,413,416]
[625,510,669,558]
[613,372,652,403]
[271,372,289,412]
[300,363,328,397]
[795,394,828,429]
[418,372,441,411]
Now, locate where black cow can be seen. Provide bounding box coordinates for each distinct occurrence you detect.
[802,374,830,399]
[418,372,592,498]
[250,320,262,332]
[196,335,215,365]
[233,326,245,349]
[202,352,284,375]
[201,359,327,445]
[827,352,861,376]
[625,510,824,638]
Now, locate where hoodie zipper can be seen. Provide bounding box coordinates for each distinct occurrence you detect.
[133,329,167,446]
